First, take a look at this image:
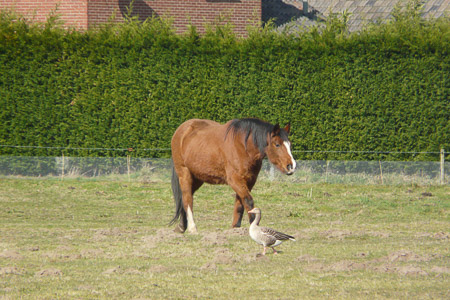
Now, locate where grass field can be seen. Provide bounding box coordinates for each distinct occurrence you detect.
[0,178,449,299]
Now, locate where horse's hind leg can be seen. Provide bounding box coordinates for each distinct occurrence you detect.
[179,170,202,234]
[174,210,187,233]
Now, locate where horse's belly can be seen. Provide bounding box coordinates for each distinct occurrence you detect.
[196,173,227,185]
[185,158,227,185]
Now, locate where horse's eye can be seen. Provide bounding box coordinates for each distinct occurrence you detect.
[275,143,280,148]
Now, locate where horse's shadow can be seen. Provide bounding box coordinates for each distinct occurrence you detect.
[119,0,158,21]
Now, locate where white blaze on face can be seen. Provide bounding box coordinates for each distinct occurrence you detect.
[283,141,296,171]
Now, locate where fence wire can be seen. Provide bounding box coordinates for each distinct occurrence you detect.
[0,156,447,185]
[0,144,443,155]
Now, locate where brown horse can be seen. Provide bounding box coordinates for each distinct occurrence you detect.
[170,118,296,233]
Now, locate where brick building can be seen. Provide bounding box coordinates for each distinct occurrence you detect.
[0,0,262,36]
[0,1,448,36]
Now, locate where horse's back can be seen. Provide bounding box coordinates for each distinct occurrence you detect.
[172,119,222,146]
[178,119,220,132]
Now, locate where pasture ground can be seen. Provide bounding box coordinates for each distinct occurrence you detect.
[0,178,448,299]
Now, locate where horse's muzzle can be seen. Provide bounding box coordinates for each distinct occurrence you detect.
[286,164,295,175]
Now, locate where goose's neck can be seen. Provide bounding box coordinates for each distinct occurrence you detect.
[251,212,261,226]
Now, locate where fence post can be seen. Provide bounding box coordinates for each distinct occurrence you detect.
[440,148,445,185]
[269,164,274,181]
[379,160,384,185]
[61,152,64,181]
[127,154,131,182]
[127,148,134,182]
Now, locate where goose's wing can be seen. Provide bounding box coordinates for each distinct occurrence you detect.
[260,226,296,242]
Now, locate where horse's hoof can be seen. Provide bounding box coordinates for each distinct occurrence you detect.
[187,227,198,234]
[174,225,186,233]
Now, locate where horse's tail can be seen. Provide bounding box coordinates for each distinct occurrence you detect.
[169,162,183,226]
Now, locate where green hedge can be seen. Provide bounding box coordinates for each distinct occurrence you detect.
[0,6,448,160]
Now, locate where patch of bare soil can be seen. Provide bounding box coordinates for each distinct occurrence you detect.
[201,231,227,246]
[303,260,366,273]
[320,230,390,239]
[141,228,186,249]
[43,251,82,261]
[0,267,23,276]
[321,229,353,239]
[200,262,217,271]
[366,231,391,238]
[243,253,267,262]
[201,247,236,270]
[91,227,138,241]
[416,232,449,240]
[296,254,319,263]
[125,268,142,275]
[373,265,428,276]
[378,250,440,263]
[304,263,328,272]
[102,266,142,275]
[290,230,312,240]
[55,245,71,252]
[330,260,368,272]
[35,268,63,277]
[303,250,442,276]
[41,245,105,261]
[149,265,169,273]
[29,246,40,251]
[222,227,248,236]
[430,266,450,274]
[0,250,22,260]
[213,248,235,264]
[80,248,105,258]
[103,266,122,275]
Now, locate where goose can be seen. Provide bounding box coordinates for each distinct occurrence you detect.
[248,207,295,255]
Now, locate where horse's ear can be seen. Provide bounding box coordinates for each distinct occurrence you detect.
[284,123,291,134]
[272,124,280,137]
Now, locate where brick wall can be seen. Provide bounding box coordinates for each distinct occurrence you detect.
[0,0,261,36]
[0,0,89,29]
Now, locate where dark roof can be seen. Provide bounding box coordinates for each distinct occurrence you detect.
[262,0,449,32]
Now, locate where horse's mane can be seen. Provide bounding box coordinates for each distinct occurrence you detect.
[225,118,288,154]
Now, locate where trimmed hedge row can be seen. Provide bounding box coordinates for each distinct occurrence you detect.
[0,7,448,160]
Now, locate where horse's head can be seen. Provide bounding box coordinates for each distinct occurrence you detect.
[266,124,296,175]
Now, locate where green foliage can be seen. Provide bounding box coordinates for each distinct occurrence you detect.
[0,2,448,160]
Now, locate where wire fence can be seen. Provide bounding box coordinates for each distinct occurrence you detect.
[0,144,444,155]
[0,145,447,184]
[0,144,446,162]
[0,156,447,185]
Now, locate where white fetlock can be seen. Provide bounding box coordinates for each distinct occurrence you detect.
[186,206,197,234]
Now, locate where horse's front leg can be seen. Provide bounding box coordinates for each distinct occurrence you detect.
[228,176,255,227]
[232,194,255,228]
[232,196,245,228]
